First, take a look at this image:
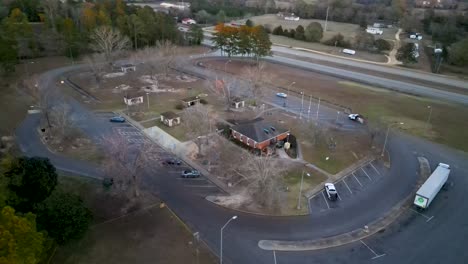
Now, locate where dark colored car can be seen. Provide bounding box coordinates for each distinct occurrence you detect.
[163,158,182,166]
[110,116,125,123]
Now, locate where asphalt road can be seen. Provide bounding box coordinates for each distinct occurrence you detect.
[15,60,468,264]
[201,40,468,105]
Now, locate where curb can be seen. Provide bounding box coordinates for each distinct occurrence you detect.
[205,196,309,217]
[258,156,429,251]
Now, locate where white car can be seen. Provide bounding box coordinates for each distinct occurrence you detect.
[276,92,287,98]
[348,114,365,124]
[325,183,338,201]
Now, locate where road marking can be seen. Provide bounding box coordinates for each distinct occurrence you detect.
[321,191,330,209]
[176,177,205,180]
[361,167,372,181]
[184,185,217,188]
[410,208,435,222]
[342,178,353,194]
[370,162,381,176]
[273,250,277,264]
[360,240,386,260]
[337,192,342,201]
[352,172,363,187]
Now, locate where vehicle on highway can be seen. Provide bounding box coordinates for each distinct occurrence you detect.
[181,170,200,178]
[163,158,182,166]
[276,92,287,98]
[414,163,450,209]
[348,114,365,124]
[325,183,338,201]
[110,116,125,123]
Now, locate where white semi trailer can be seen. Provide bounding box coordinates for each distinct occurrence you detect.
[414,163,450,209]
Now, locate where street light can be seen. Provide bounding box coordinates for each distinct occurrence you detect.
[285,81,295,108]
[146,92,150,110]
[297,170,311,210]
[224,59,231,72]
[381,122,404,157]
[299,91,304,119]
[425,105,433,135]
[220,215,238,264]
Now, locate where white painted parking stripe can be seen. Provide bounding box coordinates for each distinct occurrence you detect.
[352,172,363,187]
[370,162,381,176]
[342,178,353,194]
[185,185,217,188]
[360,240,386,260]
[321,191,331,209]
[176,177,205,180]
[410,208,434,222]
[361,168,372,181]
[337,192,342,201]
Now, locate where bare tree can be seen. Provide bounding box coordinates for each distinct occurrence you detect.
[24,74,57,130]
[240,61,272,103]
[41,0,60,32]
[85,53,106,88]
[102,134,160,198]
[156,40,178,76]
[131,46,163,81]
[181,104,213,155]
[49,102,75,141]
[89,26,131,62]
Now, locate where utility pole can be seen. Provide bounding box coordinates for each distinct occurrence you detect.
[425,105,433,135]
[324,6,330,32]
[300,92,304,119]
[315,97,321,123]
[307,95,312,120]
[297,170,311,210]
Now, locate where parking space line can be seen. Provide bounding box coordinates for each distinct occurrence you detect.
[361,168,372,181]
[370,162,381,176]
[337,192,342,201]
[184,185,217,188]
[360,240,386,260]
[342,178,353,194]
[352,173,363,187]
[176,177,205,180]
[410,208,434,222]
[321,191,331,209]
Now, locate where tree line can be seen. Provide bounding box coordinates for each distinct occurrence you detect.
[212,23,272,62]
[0,156,92,263]
[0,0,202,75]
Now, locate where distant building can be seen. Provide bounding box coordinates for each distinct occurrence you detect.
[124,92,144,106]
[160,2,190,10]
[182,18,197,25]
[277,12,300,21]
[160,111,181,127]
[181,96,200,107]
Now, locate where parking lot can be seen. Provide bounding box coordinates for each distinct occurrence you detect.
[308,160,387,214]
[96,111,223,198]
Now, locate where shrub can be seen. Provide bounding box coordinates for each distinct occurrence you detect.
[175,103,185,110]
[322,33,351,48]
[199,98,208,104]
[305,22,323,42]
[295,25,305,40]
[272,25,284,35]
[375,39,392,51]
[263,24,272,33]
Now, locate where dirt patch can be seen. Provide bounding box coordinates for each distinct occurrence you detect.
[51,176,217,264]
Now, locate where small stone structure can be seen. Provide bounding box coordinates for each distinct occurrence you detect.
[232,97,245,109]
[160,111,181,127]
[181,96,200,107]
[124,92,144,106]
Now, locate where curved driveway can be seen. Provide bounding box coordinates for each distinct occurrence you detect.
[15,58,468,264]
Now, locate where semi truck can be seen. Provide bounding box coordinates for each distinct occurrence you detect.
[414,163,450,209]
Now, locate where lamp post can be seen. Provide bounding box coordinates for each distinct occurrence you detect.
[425,105,432,135]
[285,81,295,108]
[299,92,304,119]
[220,215,238,264]
[224,59,231,73]
[297,170,311,210]
[381,122,404,157]
[146,92,150,110]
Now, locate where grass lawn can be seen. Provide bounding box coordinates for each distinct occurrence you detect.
[282,165,327,215]
[51,175,217,264]
[155,121,189,142]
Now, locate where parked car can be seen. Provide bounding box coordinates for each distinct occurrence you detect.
[163,158,182,166]
[348,114,365,124]
[325,183,338,201]
[181,170,200,178]
[276,92,287,98]
[110,116,125,123]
